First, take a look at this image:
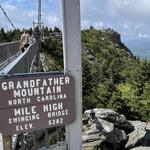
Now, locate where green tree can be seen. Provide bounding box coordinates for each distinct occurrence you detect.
[0,28,7,43]
[53,27,61,33]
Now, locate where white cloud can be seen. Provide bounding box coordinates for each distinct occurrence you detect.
[108,0,150,22]
[81,20,90,29]
[3,4,17,13]
[28,10,37,18]
[94,21,104,29]
[80,0,150,39]
[41,9,62,28]
[1,0,150,40]
[46,16,60,25]
[138,33,150,39]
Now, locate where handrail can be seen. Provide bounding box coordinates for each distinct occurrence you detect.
[0,51,20,70]
[0,41,19,46]
[0,42,38,75]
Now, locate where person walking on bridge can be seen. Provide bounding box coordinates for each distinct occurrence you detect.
[20,30,30,53]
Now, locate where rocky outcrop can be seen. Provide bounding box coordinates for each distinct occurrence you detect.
[101,28,134,58]
[82,116,114,149]
[85,108,134,133]
[126,121,150,149]
[83,108,128,150]
[82,108,150,150]
[39,52,57,72]
[102,28,121,44]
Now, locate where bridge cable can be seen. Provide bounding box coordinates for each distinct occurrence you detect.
[0,4,16,30]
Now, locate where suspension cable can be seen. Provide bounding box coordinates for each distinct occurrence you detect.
[0,4,16,30]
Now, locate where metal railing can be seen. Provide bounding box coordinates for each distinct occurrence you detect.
[0,42,38,75]
[0,51,20,70]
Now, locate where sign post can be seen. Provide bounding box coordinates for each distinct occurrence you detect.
[61,0,82,149]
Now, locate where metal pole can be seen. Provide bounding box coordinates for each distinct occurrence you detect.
[61,0,82,150]
[38,0,42,31]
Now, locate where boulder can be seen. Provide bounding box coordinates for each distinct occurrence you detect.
[83,115,114,136]
[126,121,150,149]
[95,118,114,134]
[130,146,150,150]
[83,133,106,143]
[129,121,147,130]
[130,121,150,131]
[99,128,127,150]
[82,113,114,149]
[85,108,134,133]
[125,128,146,149]
[83,109,150,150]
[39,53,49,72]
[82,126,107,149]
[82,140,103,150]
[107,128,127,144]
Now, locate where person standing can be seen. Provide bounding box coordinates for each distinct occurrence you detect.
[20,30,30,53]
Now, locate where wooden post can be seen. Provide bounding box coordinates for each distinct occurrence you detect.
[33,131,37,150]
[45,129,49,148]
[61,0,82,149]
[3,136,12,150]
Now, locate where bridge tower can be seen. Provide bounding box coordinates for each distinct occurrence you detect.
[33,0,42,40]
[38,0,42,31]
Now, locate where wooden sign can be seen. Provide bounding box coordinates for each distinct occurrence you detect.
[0,74,75,135]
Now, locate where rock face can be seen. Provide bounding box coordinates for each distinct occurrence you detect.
[101,28,134,58]
[82,108,150,150]
[85,108,134,133]
[82,117,114,149]
[102,28,121,44]
[126,121,150,149]
[83,108,128,150]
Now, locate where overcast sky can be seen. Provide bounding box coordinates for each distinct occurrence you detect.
[0,0,150,40]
